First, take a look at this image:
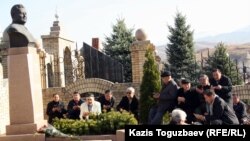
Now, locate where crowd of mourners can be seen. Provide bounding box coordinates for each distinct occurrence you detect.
[46,68,250,125]
[46,87,139,124]
[149,68,250,125]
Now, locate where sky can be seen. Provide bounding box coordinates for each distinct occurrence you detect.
[1,0,250,46]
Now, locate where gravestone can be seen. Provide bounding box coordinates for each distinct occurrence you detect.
[0,4,46,141]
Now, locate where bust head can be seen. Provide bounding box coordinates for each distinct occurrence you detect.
[11,4,27,25]
[2,4,40,48]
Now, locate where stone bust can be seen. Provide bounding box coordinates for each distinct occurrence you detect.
[135,28,147,41]
[2,4,39,48]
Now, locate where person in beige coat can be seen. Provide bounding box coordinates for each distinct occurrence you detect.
[79,93,101,120]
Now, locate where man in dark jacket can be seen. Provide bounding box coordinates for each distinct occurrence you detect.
[194,89,239,125]
[149,71,178,124]
[210,68,233,108]
[177,79,200,123]
[67,91,84,119]
[46,94,67,124]
[233,94,249,124]
[98,89,115,112]
[196,74,211,114]
[116,87,139,120]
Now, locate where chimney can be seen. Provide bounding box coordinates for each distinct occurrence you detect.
[92,38,99,50]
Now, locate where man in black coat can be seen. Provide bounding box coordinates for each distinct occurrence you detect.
[210,68,233,108]
[233,94,249,124]
[98,89,115,112]
[196,74,211,114]
[46,94,67,124]
[177,79,200,123]
[194,89,239,125]
[116,87,139,120]
[67,91,84,119]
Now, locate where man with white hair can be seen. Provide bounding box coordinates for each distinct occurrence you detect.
[116,87,139,120]
[79,93,101,120]
[169,109,188,125]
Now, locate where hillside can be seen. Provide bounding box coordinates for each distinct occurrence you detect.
[156,42,217,62]
[156,42,250,64]
[196,26,250,44]
[195,43,250,63]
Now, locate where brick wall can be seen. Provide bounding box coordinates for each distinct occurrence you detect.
[130,41,155,83]
[42,37,59,55]
[42,80,140,119]
[1,73,250,134]
[232,85,250,100]
[42,87,71,119]
[42,82,250,120]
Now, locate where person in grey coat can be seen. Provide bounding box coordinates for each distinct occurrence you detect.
[149,71,178,124]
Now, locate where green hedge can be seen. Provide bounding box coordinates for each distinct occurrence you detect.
[52,110,138,135]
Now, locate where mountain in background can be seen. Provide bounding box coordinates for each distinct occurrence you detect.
[196,26,250,44]
[156,42,216,62]
[156,25,250,62]
[155,45,166,62]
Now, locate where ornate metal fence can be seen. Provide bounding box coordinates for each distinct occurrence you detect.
[40,49,85,88]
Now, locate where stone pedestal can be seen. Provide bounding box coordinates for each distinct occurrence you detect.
[0,47,46,141]
[130,40,155,83]
[0,134,45,141]
[116,129,125,141]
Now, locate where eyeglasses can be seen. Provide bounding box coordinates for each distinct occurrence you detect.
[126,92,132,94]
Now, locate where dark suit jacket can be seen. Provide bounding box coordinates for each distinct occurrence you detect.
[210,75,232,103]
[98,95,115,112]
[233,100,248,124]
[67,99,84,119]
[46,101,67,124]
[205,96,239,125]
[176,88,200,123]
[116,96,139,119]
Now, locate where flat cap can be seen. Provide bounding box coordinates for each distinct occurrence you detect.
[161,71,171,77]
[181,79,190,84]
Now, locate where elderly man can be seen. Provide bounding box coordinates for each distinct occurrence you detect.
[116,87,139,120]
[79,93,101,120]
[2,4,39,48]
[169,108,189,125]
[194,89,239,125]
[149,71,178,124]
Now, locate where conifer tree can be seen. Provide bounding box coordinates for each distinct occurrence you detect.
[139,48,161,124]
[103,18,135,82]
[205,42,243,85]
[165,12,198,83]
